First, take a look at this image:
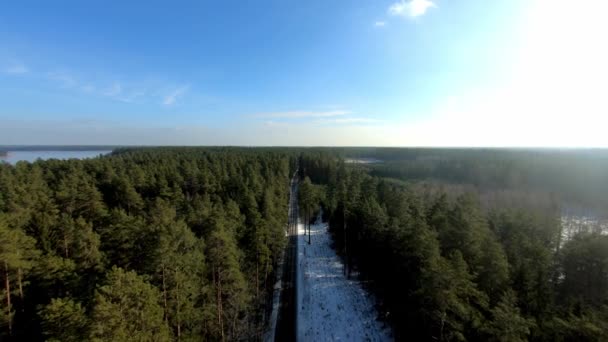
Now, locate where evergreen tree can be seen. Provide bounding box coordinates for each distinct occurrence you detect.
[482,290,533,342]
[0,220,39,337]
[89,267,170,342]
[2,147,607,341]
[560,233,608,307]
[40,298,89,342]
[206,219,248,341]
[151,199,207,340]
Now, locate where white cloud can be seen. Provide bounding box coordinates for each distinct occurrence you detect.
[13,64,190,107]
[253,110,351,119]
[315,117,382,125]
[374,21,386,27]
[162,86,188,106]
[388,0,436,18]
[118,90,146,103]
[81,84,95,93]
[3,63,29,74]
[103,82,122,96]
[263,120,290,128]
[47,71,77,88]
[254,110,380,128]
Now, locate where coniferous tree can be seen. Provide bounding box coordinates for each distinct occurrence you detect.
[89,267,170,342]
[482,290,533,342]
[0,220,39,337]
[1,147,607,340]
[151,199,207,340]
[206,216,248,341]
[40,298,89,342]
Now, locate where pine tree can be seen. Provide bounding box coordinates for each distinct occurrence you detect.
[152,199,207,340]
[0,220,39,337]
[206,219,248,341]
[482,290,533,342]
[560,233,608,306]
[40,298,89,342]
[89,267,170,342]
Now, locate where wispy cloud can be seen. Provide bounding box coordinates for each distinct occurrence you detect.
[315,117,382,125]
[252,109,380,127]
[263,120,290,128]
[103,82,122,96]
[118,90,146,103]
[81,84,96,93]
[253,110,351,119]
[162,86,189,106]
[388,0,436,18]
[47,71,77,88]
[374,21,386,27]
[14,64,190,106]
[3,62,29,75]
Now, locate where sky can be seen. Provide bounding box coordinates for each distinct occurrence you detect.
[1,0,607,147]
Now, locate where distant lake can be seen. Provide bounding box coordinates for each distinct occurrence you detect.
[344,157,383,164]
[0,150,111,165]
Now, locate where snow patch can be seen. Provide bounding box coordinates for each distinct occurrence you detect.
[296,219,392,341]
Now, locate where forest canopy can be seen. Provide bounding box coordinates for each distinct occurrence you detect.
[0,148,296,341]
[0,147,607,341]
[299,149,608,341]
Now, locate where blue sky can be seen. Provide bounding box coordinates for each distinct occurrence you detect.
[1,0,607,146]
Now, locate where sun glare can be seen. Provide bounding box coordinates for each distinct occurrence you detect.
[392,0,608,147]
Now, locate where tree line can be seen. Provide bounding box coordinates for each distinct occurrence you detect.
[2,147,606,341]
[299,150,608,341]
[0,147,297,341]
[360,148,608,213]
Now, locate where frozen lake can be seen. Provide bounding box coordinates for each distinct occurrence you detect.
[0,150,111,164]
[344,158,383,164]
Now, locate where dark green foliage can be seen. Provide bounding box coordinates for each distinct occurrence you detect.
[560,233,608,307]
[89,267,170,341]
[2,147,607,341]
[361,148,608,211]
[40,298,89,342]
[0,147,292,340]
[206,222,248,340]
[481,290,533,342]
[300,149,608,341]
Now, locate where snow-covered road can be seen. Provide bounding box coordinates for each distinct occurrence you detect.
[296,218,392,341]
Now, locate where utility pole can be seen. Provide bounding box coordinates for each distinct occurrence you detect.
[308,207,311,245]
[343,207,348,278]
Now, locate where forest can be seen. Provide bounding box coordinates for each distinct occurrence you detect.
[0,147,296,341]
[299,149,608,341]
[1,147,607,341]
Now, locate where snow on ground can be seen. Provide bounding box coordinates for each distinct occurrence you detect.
[561,215,608,240]
[296,218,392,342]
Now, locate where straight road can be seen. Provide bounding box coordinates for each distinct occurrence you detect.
[271,168,390,341]
[296,217,392,341]
[272,170,299,341]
